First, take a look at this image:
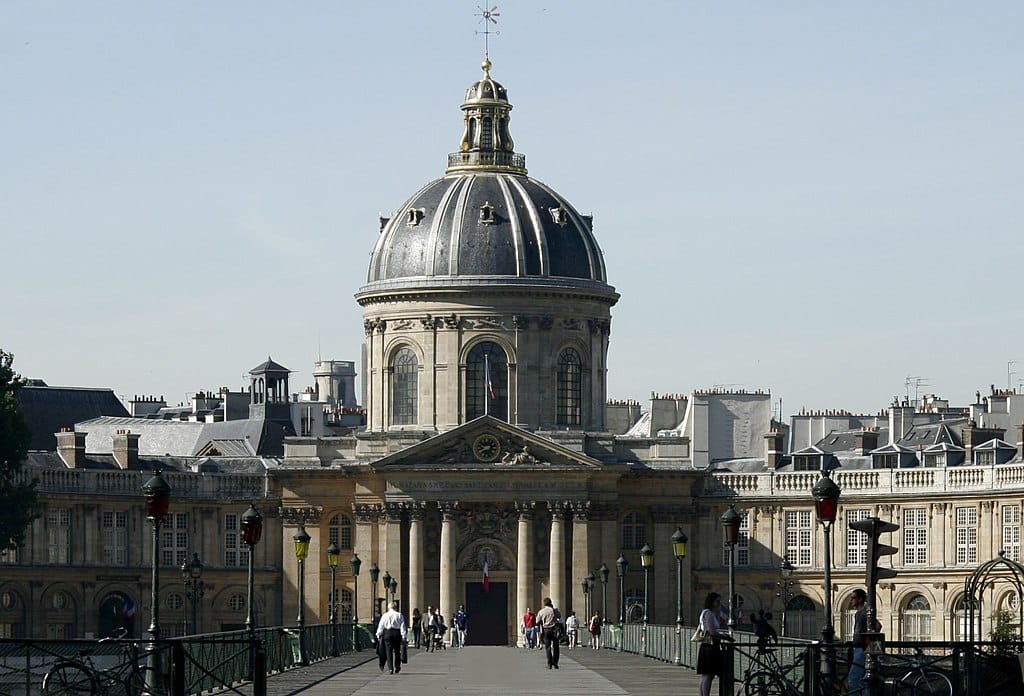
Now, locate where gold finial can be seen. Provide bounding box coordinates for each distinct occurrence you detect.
[475,5,500,60]
[482,56,492,77]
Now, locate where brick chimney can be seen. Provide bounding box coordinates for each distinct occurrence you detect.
[855,429,879,456]
[962,421,1006,463]
[55,428,86,468]
[764,429,785,470]
[112,429,140,470]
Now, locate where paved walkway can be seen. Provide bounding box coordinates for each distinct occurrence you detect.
[261,645,704,695]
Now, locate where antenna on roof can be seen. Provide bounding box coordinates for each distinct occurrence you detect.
[904,376,928,407]
[475,5,500,59]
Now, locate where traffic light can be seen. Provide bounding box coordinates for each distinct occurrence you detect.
[849,516,899,592]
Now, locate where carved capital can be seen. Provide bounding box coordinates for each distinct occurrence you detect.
[352,503,378,524]
[442,313,460,330]
[438,501,459,522]
[515,501,536,520]
[279,506,322,525]
[383,502,404,523]
[547,500,568,518]
[405,501,426,522]
[571,500,591,521]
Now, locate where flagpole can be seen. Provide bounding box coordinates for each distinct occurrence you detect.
[484,353,490,417]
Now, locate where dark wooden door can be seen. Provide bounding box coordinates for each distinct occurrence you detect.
[464,582,508,645]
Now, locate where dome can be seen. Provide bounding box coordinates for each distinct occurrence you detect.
[358,59,614,297]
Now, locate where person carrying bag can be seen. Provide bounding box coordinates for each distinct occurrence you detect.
[696,592,733,696]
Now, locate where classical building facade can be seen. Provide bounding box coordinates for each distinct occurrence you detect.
[4,57,1024,647]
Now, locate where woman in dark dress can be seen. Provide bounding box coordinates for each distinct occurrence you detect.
[696,592,733,696]
[411,608,422,648]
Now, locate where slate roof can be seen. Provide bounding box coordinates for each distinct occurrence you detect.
[250,357,290,374]
[77,415,294,458]
[18,385,129,451]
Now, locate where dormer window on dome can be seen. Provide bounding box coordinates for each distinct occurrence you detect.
[407,208,425,227]
[550,206,569,227]
[479,201,496,225]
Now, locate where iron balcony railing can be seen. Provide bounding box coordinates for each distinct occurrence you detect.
[446,151,526,171]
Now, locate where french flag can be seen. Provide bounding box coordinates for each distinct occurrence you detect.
[482,556,490,593]
[484,354,496,400]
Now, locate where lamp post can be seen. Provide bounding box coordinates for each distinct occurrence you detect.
[382,570,392,613]
[599,563,610,625]
[293,525,311,665]
[327,542,340,656]
[389,578,398,607]
[585,572,596,622]
[581,578,590,624]
[720,505,741,630]
[240,504,263,634]
[671,527,688,665]
[616,555,629,626]
[350,553,362,623]
[180,552,204,635]
[142,470,170,694]
[639,544,654,625]
[368,563,380,620]
[777,559,795,637]
[813,467,842,685]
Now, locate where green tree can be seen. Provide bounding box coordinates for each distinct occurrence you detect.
[988,608,1022,656]
[0,350,37,549]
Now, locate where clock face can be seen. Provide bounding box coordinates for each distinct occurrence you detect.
[472,433,502,462]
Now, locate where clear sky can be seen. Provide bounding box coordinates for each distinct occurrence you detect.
[3,1,1022,418]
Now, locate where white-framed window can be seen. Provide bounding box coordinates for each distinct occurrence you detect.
[224,513,251,568]
[846,509,871,567]
[785,510,813,567]
[955,506,978,565]
[903,508,928,566]
[1002,505,1021,562]
[47,508,71,564]
[621,511,647,550]
[0,546,19,565]
[329,514,353,551]
[721,509,750,567]
[161,513,189,567]
[102,511,128,566]
[901,595,932,641]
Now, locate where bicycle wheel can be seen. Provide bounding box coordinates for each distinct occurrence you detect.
[744,671,788,696]
[42,662,95,696]
[911,671,952,696]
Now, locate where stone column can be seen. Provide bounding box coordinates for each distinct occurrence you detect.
[352,504,376,622]
[439,502,458,621]
[408,503,425,617]
[380,503,404,610]
[571,501,591,617]
[516,502,535,647]
[549,502,566,612]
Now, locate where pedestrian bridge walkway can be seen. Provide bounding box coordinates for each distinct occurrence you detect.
[259,645,702,695]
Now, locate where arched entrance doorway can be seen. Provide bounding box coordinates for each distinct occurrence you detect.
[98,591,137,638]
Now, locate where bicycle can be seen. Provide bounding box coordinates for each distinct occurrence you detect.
[888,647,953,696]
[742,642,804,696]
[42,632,150,696]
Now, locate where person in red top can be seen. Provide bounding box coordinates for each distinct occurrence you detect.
[522,608,537,648]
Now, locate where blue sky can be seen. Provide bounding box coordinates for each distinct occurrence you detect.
[3,1,1022,417]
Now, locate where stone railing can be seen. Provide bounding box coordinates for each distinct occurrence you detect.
[704,463,1024,498]
[26,469,265,500]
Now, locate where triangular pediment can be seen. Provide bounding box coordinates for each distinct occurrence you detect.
[371,416,602,470]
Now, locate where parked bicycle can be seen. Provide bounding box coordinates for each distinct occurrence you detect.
[42,631,150,696]
[888,647,953,696]
[742,643,805,696]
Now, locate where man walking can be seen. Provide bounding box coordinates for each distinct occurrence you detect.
[453,604,469,648]
[522,607,536,648]
[847,589,868,695]
[536,597,560,669]
[375,601,407,675]
[424,606,437,652]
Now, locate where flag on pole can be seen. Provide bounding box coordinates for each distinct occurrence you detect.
[482,555,490,593]
[484,354,496,399]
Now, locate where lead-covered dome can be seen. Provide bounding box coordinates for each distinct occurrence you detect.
[359,59,614,295]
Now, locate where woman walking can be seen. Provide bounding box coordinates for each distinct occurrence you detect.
[411,608,422,648]
[696,592,733,696]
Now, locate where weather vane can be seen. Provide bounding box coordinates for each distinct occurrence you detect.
[475,5,500,58]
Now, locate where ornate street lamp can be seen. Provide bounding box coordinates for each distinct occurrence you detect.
[585,572,596,622]
[327,542,340,656]
[293,526,311,665]
[720,505,742,630]
[813,467,842,684]
[389,577,398,605]
[581,578,590,623]
[368,563,380,619]
[599,563,610,626]
[240,504,263,634]
[616,554,629,628]
[180,552,204,635]
[349,553,362,623]
[671,527,688,665]
[381,570,392,613]
[142,470,170,693]
[639,544,654,626]
[777,558,795,636]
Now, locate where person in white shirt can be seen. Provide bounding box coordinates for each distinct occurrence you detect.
[375,601,408,674]
[565,611,580,648]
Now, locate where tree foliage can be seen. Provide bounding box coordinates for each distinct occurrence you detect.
[0,350,37,549]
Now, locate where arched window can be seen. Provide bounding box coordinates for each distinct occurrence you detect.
[391,348,418,425]
[951,595,976,641]
[901,594,932,641]
[329,514,353,551]
[556,348,582,426]
[466,342,508,422]
[621,511,647,550]
[785,595,818,639]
